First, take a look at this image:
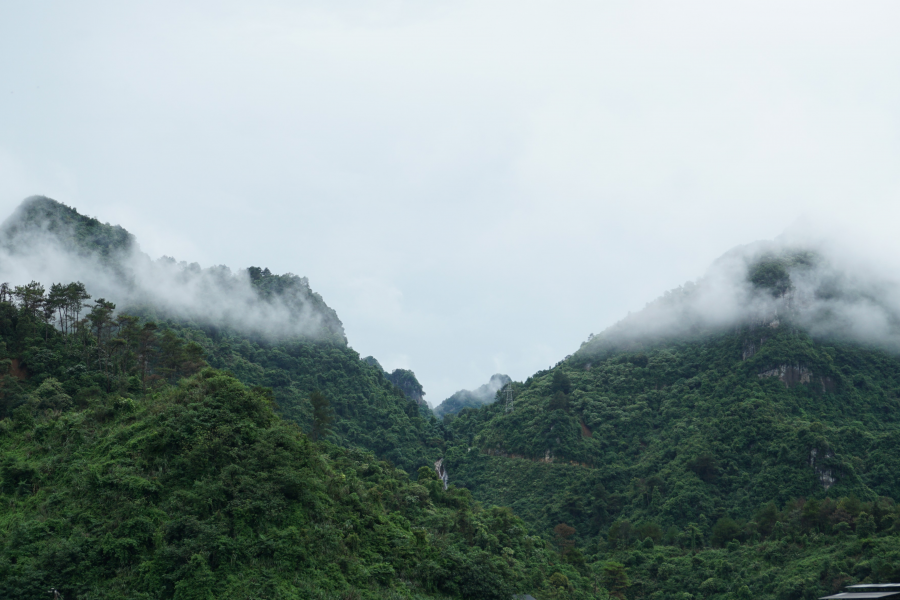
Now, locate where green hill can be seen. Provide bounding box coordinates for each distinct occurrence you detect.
[0,285,604,600]
[8,197,900,599]
[438,244,900,598]
[0,197,440,474]
[0,196,347,345]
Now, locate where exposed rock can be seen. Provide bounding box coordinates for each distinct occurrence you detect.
[434,458,448,490]
[809,448,836,490]
[742,341,757,361]
[580,420,592,438]
[758,363,812,387]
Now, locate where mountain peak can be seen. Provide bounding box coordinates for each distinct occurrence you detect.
[0,196,346,344]
[1,196,137,259]
[434,373,511,418]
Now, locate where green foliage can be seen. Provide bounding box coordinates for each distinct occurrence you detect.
[10,198,900,598]
[710,516,741,547]
[0,196,136,260]
[442,319,900,597]
[385,368,426,404]
[746,250,816,297]
[309,389,334,441]
[0,368,564,599]
[0,283,611,599]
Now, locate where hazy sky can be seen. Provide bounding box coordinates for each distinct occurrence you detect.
[2,1,900,404]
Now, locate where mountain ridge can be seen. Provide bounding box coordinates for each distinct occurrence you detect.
[434,373,512,419]
[0,196,347,344]
[6,196,900,598]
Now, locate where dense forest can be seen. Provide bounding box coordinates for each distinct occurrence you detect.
[4,197,900,599]
[0,281,592,599]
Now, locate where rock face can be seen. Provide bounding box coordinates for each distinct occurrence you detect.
[758,363,812,386]
[755,362,835,392]
[434,458,448,490]
[809,448,836,489]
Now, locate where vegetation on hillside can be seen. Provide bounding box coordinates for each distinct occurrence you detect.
[7,198,900,599]
[0,285,604,599]
[443,317,900,598]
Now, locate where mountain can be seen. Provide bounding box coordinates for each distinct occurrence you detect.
[439,242,900,598]
[8,195,900,599]
[434,373,511,419]
[0,366,549,598]
[0,197,441,474]
[0,196,347,344]
[385,368,427,406]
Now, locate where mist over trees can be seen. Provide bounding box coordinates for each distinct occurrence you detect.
[434,373,512,419]
[9,195,900,598]
[581,240,900,358]
[0,196,346,344]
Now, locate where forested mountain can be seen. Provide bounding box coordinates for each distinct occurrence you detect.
[434,373,511,419]
[441,243,900,598]
[0,197,441,473]
[0,196,346,344]
[6,196,900,599]
[0,301,573,599]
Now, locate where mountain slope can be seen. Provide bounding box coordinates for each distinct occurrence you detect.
[0,196,346,344]
[437,243,900,598]
[0,366,559,599]
[0,197,441,473]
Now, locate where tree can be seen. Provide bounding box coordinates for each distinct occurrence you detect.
[548,572,569,591]
[601,562,630,598]
[309,391,333,441]
[635,521,662,543]
[136,322,159,391]
[87,298,116,382]
[711,516,741,547]
[856,512,876,538]
[688,453,719,483]
[554,522,576,556]
[549,391,569,412]
[66,282,91,327]
[550,370,572,395]
[608,520,634,549]
[13,281,45,319]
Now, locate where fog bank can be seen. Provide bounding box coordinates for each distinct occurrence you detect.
[0,197,345,343]
[583,230,900,355]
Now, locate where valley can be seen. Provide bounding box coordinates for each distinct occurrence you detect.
[3,197,900,599]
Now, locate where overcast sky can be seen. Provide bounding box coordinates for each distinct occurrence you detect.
[2,1,900,404]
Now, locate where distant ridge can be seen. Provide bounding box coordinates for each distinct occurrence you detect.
[434,373,511,418]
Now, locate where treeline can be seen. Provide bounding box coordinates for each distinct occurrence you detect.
[0,280,205,417]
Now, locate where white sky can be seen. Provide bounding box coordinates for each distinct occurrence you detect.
[2,1,900,404]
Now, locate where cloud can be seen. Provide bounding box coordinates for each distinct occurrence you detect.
[0,198,345,343]
[4,1,900,401]
[583,227,900,355]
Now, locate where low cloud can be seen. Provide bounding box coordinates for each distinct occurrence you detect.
[0,197,345,343]
[583,228,900,355]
